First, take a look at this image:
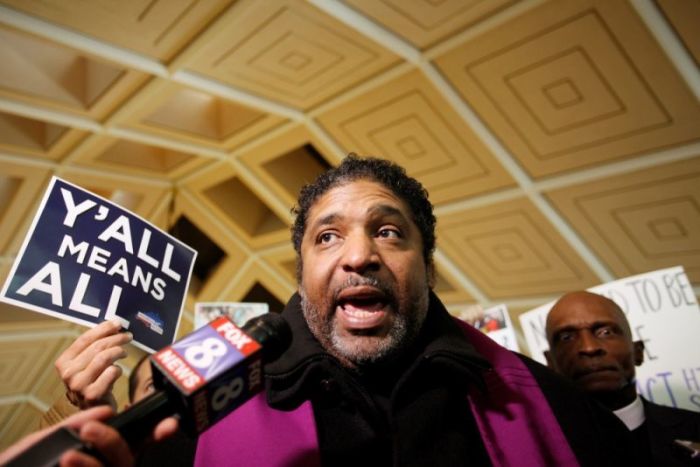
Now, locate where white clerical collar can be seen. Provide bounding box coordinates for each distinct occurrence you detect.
[613,395,645,431]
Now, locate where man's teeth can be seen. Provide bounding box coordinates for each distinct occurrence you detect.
[343,307,377,318]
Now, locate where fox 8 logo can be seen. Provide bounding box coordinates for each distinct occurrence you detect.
[178,334,246,412]
[183,337,228,369]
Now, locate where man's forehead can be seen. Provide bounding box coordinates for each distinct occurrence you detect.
[313,203,406,224]
[547,293,627,333]
[549,317,619,332]
[307,180,409,221]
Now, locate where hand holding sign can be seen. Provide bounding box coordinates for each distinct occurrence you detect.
[56,319,132,411]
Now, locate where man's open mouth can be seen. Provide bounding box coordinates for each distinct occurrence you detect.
[336,287,391,329]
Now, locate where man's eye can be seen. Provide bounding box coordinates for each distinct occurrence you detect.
[557,332,573,343]
[377,228,400,239]
[596,326,614,338]
[318,232,338,244]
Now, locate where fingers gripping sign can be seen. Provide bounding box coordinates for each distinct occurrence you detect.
[56,319,132,410]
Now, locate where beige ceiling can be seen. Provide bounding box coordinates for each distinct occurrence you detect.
[0,0,699,449]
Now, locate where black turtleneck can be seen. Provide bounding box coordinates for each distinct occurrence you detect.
[264,292,492,467]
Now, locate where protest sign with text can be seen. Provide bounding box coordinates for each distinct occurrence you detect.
[519,266,700,411]
[194,302,268,329]
[0,177,197,352]
[469,304,520,352]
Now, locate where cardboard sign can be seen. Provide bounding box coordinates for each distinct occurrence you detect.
[194,302,268,329]
[475,304,520,352]
[519,266,700,411]
[0,177,197,352]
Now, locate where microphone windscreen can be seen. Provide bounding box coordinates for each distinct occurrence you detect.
[241,313,291,361]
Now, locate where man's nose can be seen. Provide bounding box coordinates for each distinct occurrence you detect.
[341,233,380,274]
[578,330,604,356]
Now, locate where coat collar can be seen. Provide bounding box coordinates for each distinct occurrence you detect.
[264,290,490,409]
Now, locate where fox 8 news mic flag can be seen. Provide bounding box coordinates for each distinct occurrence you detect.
[151,315,285,433]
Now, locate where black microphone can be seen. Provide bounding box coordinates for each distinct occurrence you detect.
[6,313,292,467]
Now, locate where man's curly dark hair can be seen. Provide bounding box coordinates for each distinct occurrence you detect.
[291,154,436,278]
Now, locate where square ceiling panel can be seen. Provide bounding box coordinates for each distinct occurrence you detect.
[0,162,51,255]
[0,111,85,160]
[237,124,337,209]
[317,69,515,205]
[70,134,207,180]
[0,26,146,119]
[169,193,247,301]
[169,214,225,288]
[437,197,599,298]
[343,0,517,50]
[182,161,290,249]
[259,246,297,286]
[546,156,700,284]
[433,0,700,178]
[205,178,287,239]
[179,0,399,109]
[262,143,331,199]
[0,0,233,61]
[112,79,285,149]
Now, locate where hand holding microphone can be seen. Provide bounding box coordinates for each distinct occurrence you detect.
[4,313,291,466]
[0,406,137,467]
[113,312,291,442]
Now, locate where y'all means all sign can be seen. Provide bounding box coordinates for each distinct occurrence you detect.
[0,177,197,352]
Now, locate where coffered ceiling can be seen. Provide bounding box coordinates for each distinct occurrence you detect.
[0,0,698,449]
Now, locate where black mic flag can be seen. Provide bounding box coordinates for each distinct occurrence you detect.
[6,313,292,467]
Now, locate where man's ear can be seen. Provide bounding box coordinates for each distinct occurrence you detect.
[544,349,554,368]
[632,340,645,366]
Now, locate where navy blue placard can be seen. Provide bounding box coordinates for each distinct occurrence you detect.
[0,177,197,352]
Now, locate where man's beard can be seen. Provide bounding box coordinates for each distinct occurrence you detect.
[300,275,428,368]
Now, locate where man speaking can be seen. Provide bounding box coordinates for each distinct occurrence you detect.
[196,155,638,466]
[39,155,642,466]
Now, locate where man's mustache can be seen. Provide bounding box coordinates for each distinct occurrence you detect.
[333,276,396,306]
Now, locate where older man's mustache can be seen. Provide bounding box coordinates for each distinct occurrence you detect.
[333,276,396,307]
